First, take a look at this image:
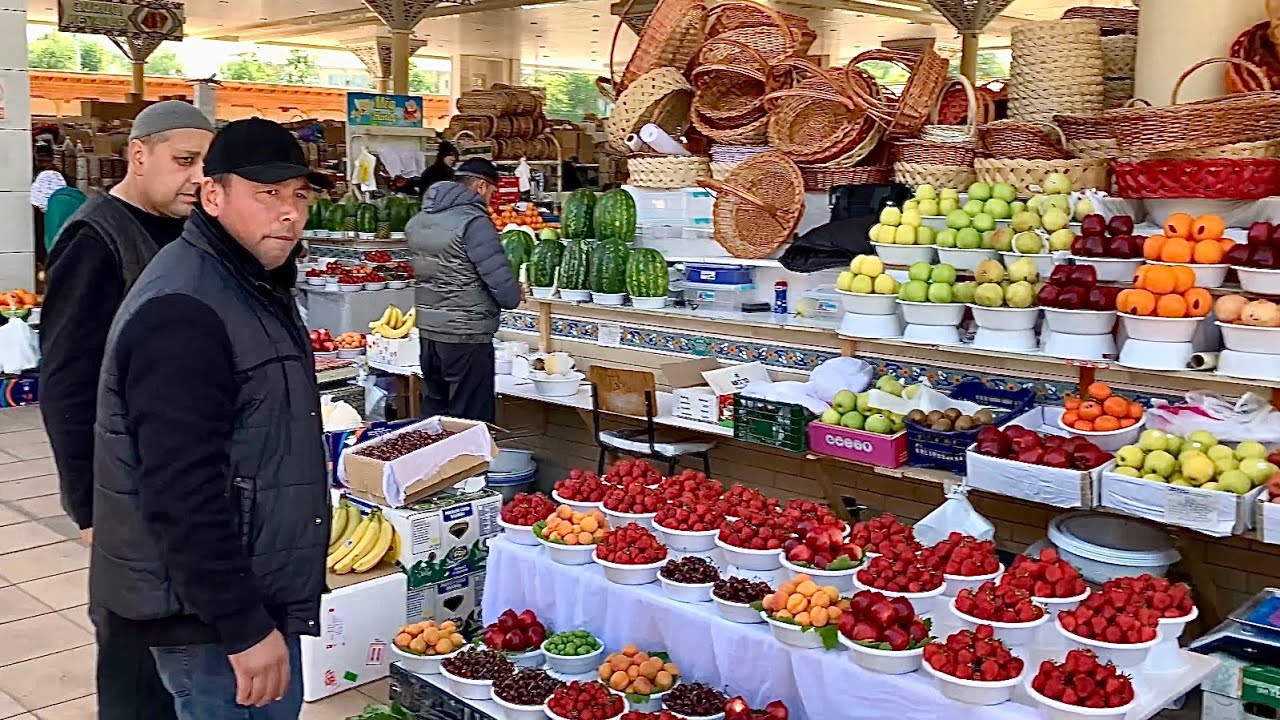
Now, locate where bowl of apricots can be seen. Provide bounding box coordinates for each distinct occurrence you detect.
[759,574,846,649]
[1116,264,1213,342]
[598,646,680,712]
[391,620,466,674]
[533,505,610,565]
[1143,213,1234,288]
[1057,383,1145,451]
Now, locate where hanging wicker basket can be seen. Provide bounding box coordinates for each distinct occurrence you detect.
[764,59,884,165]
[845,45,950,139]
[919,75,980,145]
[599,0,706,100]
[974,157,1109,195]
[698,151,804,259]
[690,38,769,127]
[605,67,693,154]
[978,120,1071,160]
[706,1,815,57]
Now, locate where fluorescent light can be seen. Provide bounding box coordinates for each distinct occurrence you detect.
[858,0,926,11]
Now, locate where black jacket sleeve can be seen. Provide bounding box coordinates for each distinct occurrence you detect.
[463,216,522,310]
[38,226,124,530]
[116,295,276,655]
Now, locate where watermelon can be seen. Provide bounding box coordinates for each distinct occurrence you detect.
[562,189,596,240]
[539,227,561,242]
[529,239,564,288]
[593,189,637,243]
[626,247,669,298]
[307,199,330,231]
[326,203,348,233]
[355,202,379,234]
[559,240,592,290]
[589,240,629,294]
[387,195,414,233]
[501,231,530,279]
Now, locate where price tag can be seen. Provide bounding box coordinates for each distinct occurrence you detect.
[1163,486,1219,528]
[597,322,622,347]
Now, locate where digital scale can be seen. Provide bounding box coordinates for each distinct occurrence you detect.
[1190,588,1280,666]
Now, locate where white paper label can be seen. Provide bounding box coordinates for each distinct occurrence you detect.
[597,322,622,347]
[1164,486,1219,528]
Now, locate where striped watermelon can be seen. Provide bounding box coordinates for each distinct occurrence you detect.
[593,189,636,243]
[562,189,596,240]
[528,239,564,288]
[501,230,531,279]
[589,240,630,294]
[626,247,669,298]
[559,240,592,290]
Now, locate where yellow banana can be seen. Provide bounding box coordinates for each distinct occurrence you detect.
[328,498,348,546]
[383,526,401,563]
[353,515,395,573]
[369,305,395,330]
[327,512,373,569]
[381,322,412,339]
[327,503,361,554]
[399,307,416,330]
[387,306,402,329]
[335,512,382,574]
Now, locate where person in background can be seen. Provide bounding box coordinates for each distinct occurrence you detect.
[30,144,66,268]
[39,100,214,720]
[561,154,585,192]
[407,157,521,422]
[396,140,459,198]
[90,117,331,719]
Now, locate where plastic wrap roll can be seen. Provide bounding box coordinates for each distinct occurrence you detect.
[624,134,645,153]
[639,124,689,155]
[1187,352,1219,370]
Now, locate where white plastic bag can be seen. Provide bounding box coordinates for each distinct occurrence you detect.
[320,395,363,432]
[805,357,874,404]
[1148,391,1280,443]
[741,379,830,415]
[360,371,389,422]
[0,319,39,374]
[912,486,994,546]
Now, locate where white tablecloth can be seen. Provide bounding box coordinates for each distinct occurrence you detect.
[482,536,1039,720]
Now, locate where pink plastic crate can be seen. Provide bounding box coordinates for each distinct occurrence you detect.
[807,422,908,468]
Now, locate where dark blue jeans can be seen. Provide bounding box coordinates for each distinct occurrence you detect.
[150,636,303,720]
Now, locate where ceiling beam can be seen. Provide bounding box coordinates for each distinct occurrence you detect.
[187,8,377,40]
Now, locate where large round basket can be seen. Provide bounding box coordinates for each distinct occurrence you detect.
[893,162,976,189]
[918,74,980,145]
[692,109,768,145]
[845,46,950,139]
[973,157,1109,195]
[764,60,883,165]
[690,38,769,127]
[698,151,804,259]
[627,154,712,188]
[1227,22,1280,93]
[978,120,1071,160]
[605,68,693,154]
[706,0,815,58]
[1061,5,1138,34]
[1008,20,1104,124]
[602,0,706,99]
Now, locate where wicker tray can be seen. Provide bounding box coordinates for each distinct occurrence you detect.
[974,157,1109,195]
[1111,158,1280,199]
[698,151,804,259]
[627,154,712,188]
[894,139,975,166]
[893,162,976,189]
[799,164,891,192]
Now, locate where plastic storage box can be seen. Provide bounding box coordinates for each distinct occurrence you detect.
[684,264,754,285]
[733,395,815,452]
[905,380,1036,475]
[683,282,755,312]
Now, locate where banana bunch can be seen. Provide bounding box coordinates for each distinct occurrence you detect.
[369,304,416,339]
[326,498,397,574]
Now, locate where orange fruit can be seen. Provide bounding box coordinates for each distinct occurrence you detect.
[1086,382,1112,401]
[1073,420,1095,432]
[1133,264,1152,289]
[1119,418,1138,428]
[1156,293,1188,318]
[1095,416,1121,432]
[1170,265,1196,293]
[1079,401,1103,421]
[1127,401,1144,419]
[1142,236,1167,261]
[1144,266,1177,294]
[1192,240,1223,264]
[1103,396,1129,418]
[1160,238,1194,263]
[1164,212,1194,239]
[1064,395,1081,411]
[1117,288,1156,316]
[1062,410,1080,427]
[1184,287,1213,317]
[1192,214,1226,241]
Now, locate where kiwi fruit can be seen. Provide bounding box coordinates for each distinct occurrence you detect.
[974,408,996,425]
[953,416,977,432]
[943,407,963,422]
[927,410,945,424]
[931,418,954,432]
[906,409,928,424]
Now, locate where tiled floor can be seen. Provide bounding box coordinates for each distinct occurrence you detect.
[0,405,385,720]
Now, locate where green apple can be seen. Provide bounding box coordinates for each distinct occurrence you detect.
[902,208,923,227]
[900,280,929,302]
[868,224,881,244]
[974,283,1004,308]
[903,384,923,400]
[1009,201,1027,216]
[821,408,842,424]
[1013,231,1044,255]
[915,184,937,200]
[880,206,903,226]
[1235,441,1268,461]
[1008,258,1040,283]
[1214,456,1239,476]
[855,392,872,414]
[915,226,936,245]
[1138,429,1169,452]
[1005,281,1035,309]
[908,262,932,282]
[1011,211,1042,233]
[832,389,857,413]
[983,198,1011,220]
[1042,172,1073,194]
[904,199,920,211]
[930,264,958,284]
[1170,478,1194,487]
[953,281,978,304]
[1048,229,1076,252]
[1240,459,1279,485]
[992,183,1017,203]
[1164,435,1183,455]
[1207,444,1235,463]
[840,411,866,430]
[1181,453,1215,485]
[927,283,954,304]
[1115,445,1145,469]
[837,271,855,291]
[895,225,917,245]
[863,256,885,276]
[968,182,992,202]
[1027,195,1047,215]
[850,274,874,294]
[974,259,1006,284]
[919,199,940,217]
[1185,440,1211,454]
[940,188,960,200]
[987,228,1014,252]
[939,198,960,215]
[1143,474,1169,484]
[963,199,986,217]
[877,377,905,399]
[1046,194,1071,214]
[1143,450,1177,478]
[1218,470,1253,494]
[863,414,893,434]
[873,274,899,295]
[957,228,982,249]
[1113,466,1142,478]
[972,212,996,232]
[1042,208,1070,233]
[878,224,899,244]
[946,209,973,229]
[936,229,958,248]
[1073,198,1094,222]
[1188,430,1218,449]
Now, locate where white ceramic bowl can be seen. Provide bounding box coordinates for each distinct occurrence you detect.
[492,689,549,720]
[1041,308,1118,336]
[1000,251,1058,278]
[338,283,363,293]
[364,281,388,291]
[1055,415,1145,453]
[936,247,1000,271]
[1118,313,1202,343]
[545,702,627,720]
[850,575,947,616]
[537,535,598,565]
[714,537,783,571]
[386,280,409,290]
[871,241,937,266]
[1118,337,1195,370]
[531,286,556,299]
[836,290,900,316]
[594,555,665,585]
[306,276,326,286]
[439,666,497,700]
[921,215,950,231]
[902,323,962,345]
[592,292,627,306]
[898,300,966,326]
[602,507,657,532]
[761,612,826,649]
[337,348,364,359]
[941,565,1003,597]
[549,490,601,514]
[1234,265,1280,294]
[778,555,861,593]
[653,522,719,553]
[530,372,585,398]
[390,645,460,675]
[1068,256,1144,283]
[659,574,716,603]
[498,518,541,546]
[839,312,904,339]
[508,648,545,668]
[540,640,604,675]
[609,687,667,713]
[1217,322,1280,355]
[921,659,1023,706]
[1145,605,1199,673]
[1034,588,1091,615]
[973,327,1039,353]
[1148,260,1229,288]
[712,594,766,624]
[948,597,1050,648]
[969,305,1040,331]
[1025,679,1135,720]
[632,296,668,309]
[1054,617,1158,670]
[1042,331,1116,361]
[840,634,924,675]
[560,289,592,302]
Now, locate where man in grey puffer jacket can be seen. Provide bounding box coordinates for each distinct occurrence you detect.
[407,158,521,422]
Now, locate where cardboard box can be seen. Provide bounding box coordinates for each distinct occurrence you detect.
[1202,656,1280,720]
[808,423,908,468]
[366,329,419,368]
[340,416,498,507]
[1259,494,1280,545]
[663,359,770,428]
[346,489,502,589]
[962,406,1102,508]
[1100,461,1264,537]
[300,570,407,702]
[405,571,486,639]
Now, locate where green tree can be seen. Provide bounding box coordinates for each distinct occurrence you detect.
[410,67,440,94]
[28,32,78,71]
[859,60,909,87]
[947,51,1010,82]
[523,70,602,120]
[78,40,106,71]
[278,49,319,85]
[145,49,184,77]
[220,51,279,82]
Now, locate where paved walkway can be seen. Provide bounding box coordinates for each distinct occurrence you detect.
[0,404,384,719]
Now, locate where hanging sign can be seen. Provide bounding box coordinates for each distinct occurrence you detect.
[58,0,185,41]
[346,92,424,128]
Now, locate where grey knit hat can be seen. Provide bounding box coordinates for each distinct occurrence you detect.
[128,100,214,141]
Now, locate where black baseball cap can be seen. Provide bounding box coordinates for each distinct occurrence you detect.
[204,117,333,189]
[454,157,500,185]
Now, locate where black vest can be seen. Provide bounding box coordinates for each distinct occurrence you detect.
[59,193,158,292]
[90,214,329,638]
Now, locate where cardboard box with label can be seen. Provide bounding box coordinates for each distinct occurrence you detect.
[340,416,498,507]
[346,489,502,589]
[406,571,486,639]
[1202,654,1280,720]
[665,359,771,427]
[300,569,407,702]
[366,328,419,368]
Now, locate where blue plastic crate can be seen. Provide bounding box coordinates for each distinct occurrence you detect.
[905,380,1036,476]
[684,263,754,285]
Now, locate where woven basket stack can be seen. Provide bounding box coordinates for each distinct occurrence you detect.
[1063,6,1138,109]
[449,85,561,160]
[1008,20,1104,125]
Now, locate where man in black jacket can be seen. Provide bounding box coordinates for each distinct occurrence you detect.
[90,118,331,718]
[39,99,213,720]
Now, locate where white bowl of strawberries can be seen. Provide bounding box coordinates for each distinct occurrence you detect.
[552,470,608,513]
[1026,649,1136,720]
[1054,592,1160,671]
[652,490,726,552]
[594,523,668,585]
[838,590,931,674]
[500,493,558,546]
[850,553,947,615]
[716,513,786,572]
[1002,548,1091,612]
[921,626,1025,706]
[545,681,627,720]
[601,483,662,532]
[949,582,1049,649]
[921,533,1003,597]
[1100,574,1197,673]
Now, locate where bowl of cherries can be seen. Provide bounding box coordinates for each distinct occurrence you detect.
[711,577,772,624]
[658,556,721,604]
[500,493,558,545]
[663,683,729,720]
[594,524,668,585]
[491,669,565,720]
[545,681,627,720]
[439,647,515,700]
[921,625,1025,706]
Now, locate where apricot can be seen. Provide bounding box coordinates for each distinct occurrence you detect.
[434,638,454,654]
[1078,401,1103,421]
[810,606,830,627]
[1073,420,1095,432]
[779,582,796,596]
[1064,395,1081,411]
[548,531,563,542]
[824,587,840,603]
[796,580,818,597]
[634,652,649,664]
[577,531,593,544]
[395,633,413,648]
[612,655,631,672]
[1118,289,1156,316]
[826,606,843,620]
[793,573,811,584]
[1095,416,1121,432]
[1184,288,1213,317]
[1127,401,1144,420]
[774,609,793,620]
[1102,396,1129,418]
[1120,418,1137,428]
[1160,238,1193,264]
[622,644,639,657]
[628,665,641,679]
[580,515,599,532]
[631,677,653,695]
[1170,265,1196,293]
[557,505,573,519]
[450,633,464,646]
[663,663,679,676]
[1192,214,1225,241]
[794,611,811,626]
[423,628,441,644]
[1164,212,1194,238]
[610,671,630,690]
[440,621,455,633]
[563,533,579,545]
[1144,266,1177,294]
[655,671,675,690]
[1193,240,1224,265]
[1086,382,1111,401]
[809,591,831,609]
[786,593,808,614]
[1156,293,1188,318]
[409,636,428,654]
[599,664,613,680]
[1143,236,1167,261]
[1062,410,1080,427]
[1220,238,1236,254]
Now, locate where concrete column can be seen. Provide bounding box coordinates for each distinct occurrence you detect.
[376,76,389,94]
[131,60,145,96]
[450,54,522,106]
[1135,0,1266,104]
[390,29,411,95]
[0,0,34,290]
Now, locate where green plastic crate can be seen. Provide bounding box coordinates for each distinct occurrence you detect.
[732,395,815,453]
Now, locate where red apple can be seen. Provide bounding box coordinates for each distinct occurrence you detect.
[1225,244,1254,266]
[1038,284,1063,308]
[1080,214,1107,237]
[1068,265,1098,286]
[1085,287,1113,312]
[1249,222,1274,246]
[1057,286,1087,310]
[1107,215,1134,237]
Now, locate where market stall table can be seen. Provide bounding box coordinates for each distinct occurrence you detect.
[480,535,1216,720]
